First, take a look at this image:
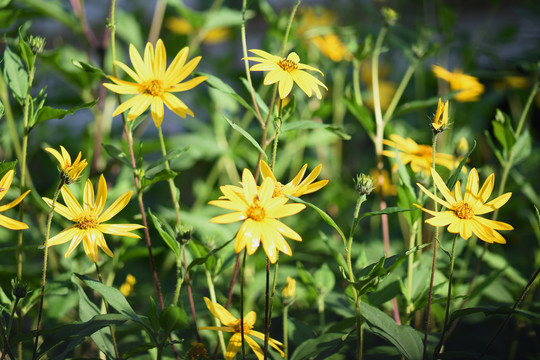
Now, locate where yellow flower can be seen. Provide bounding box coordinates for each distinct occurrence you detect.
[0,170,30,230]
[296,7,337,39]
[42,174,144,263]
[119,274,137,297]
[245,49,328,100]
[370,169,397,197]
[431,98,449,133]
[103,39,207,128]
[209,169,305,263]
[456,137,469,157]
[311,34,353,62]
[364,80,397,112]
[415,168,513,244]
[199,297,284,360]
[432,65,484,102]
[259,160,328,198]
[166,17,231,44]
[281,276,296,304]
[383,134,458,175]
[45,145,88,184]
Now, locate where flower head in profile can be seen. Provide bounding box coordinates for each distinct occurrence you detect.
[103,39,207,128]
[431,98,449,133]
[259,160,328,198]
[166,17,231,45]
[199,297,284,360]
[415,168,513,243]
[432,65,484,102]
[45,146,87,184]
[312,34,353,62]
[42,175,144,263]
[209,169,305,263]
[0,170,30,230]
[281,276,296,305]
[245,49,328,99]
[383,134,458,175]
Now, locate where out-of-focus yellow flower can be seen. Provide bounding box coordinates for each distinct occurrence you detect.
[119,274,137,297]
[259,160,328,198]
[415,168,513,244]
[103,39,207,128]
[187,342,209,360]
[431,98,449,133]
[42,175,144,263]
[456,137,469,157]
[364,80,397,112]
[383,134,458,175]
[501,76,530,90]
[370,169,397,197]
[245,49,328,99]
[165,17,231,44]
[281,276,296,305]
[199,297,284,360]
[45,146,87,185]
[311,34,353,62]
[209,169,305,263]
[0,170,30,230]
[296,7,337,39]
[432,65,484,102]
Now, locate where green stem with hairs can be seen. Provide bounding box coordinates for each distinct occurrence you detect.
[172,243,186,306]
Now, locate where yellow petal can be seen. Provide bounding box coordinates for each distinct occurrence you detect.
[475,192,512,215]
[473,216,513,231]
[168,76,207,93]
[0,190,30,212]
[244,335,264,360]
[278,73,294,99]
[95,174,107,215]
[83,178,95,211]
[416,182,452,210]
[210,212,246,224]
[99,191,132,223]
[203,297,237,326]
[0,170,14,202]
[60,185,83,216]
[162,92,192,118]
[150,96,165,128]
[0,213,28,230]
[164,47,188,84]
[98,223,144,238]
[225,333,242,360]
[430,168,457,206]
[259,160,277,182]
[127,94,153,121]
[46,226,80,247]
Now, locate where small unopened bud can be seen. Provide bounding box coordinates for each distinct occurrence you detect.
[12,279,29,300]
[187,342,209,360]
[29,35,45,54]
[382,7,399,26]
[431,98,449,134]
[355,174,376,196]
[281,276,296,305]
[176,225,193,245]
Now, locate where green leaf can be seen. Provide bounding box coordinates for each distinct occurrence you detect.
[75,274,151,331]
[510,129,531,165]
[287,195,346,245]
[32,99,98,127]
[450,306,540,323]
[103,143,133,168]
[484,130,504,165]
[0,161,17,179]
[75,279,115,359]
[200,72,258,116]
[360,301,423,360]
[19,0,79,31]
[446,140,476,191]
[72,60,106,77]
[146,147,189,172]
[358,207,415,222]
[290,331,353,360]
[280,95,296,122]
[314,263,335,295]
[160,304,188,333]
[224,115,268,160]
[239,77,269,119]
[0,100,4,120]
[492,109,515,152]
[344,97,374,135]
[18,29,34,72]
[141,169,178,190]
[202,6,249,30]
[3,46,28,100]
[187,238,233,272]
[281,120,351,140]
[149,210,180,258]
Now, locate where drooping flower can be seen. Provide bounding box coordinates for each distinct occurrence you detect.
[432,65,484,102]
[45,146,88,184]
[42,174,144,262]
[166,17,231,44]
[0,170,30,230]
[199,297,284,360]
[245,49,328,99]
[431,98,449,133]
[281,276,296,304]
[209,169,305,263]
[415,168,513,244]
[259,160,328,198]
[383,134,458,175]
[103,39,207,128]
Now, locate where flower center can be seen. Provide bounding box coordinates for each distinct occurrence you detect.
[454,201,474,219]
[76,212,99,230]
[141,79,164,96]
[278,58,298,73]
[232,319,253,334]
[246,195,266,222]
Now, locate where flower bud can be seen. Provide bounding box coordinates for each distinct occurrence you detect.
[281,276,296,305]
[355,173,376,196]
[431,98,449,134]
[12,278,29,300]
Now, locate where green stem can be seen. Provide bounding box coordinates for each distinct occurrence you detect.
[371,24,388,158]
[382,62,418,124]
[283,304,289,360]
[271,99,283,171]
[95,262,121,359]
[147,0,166,44]
[423,132,440,360]
[157,127,182,225]
[352,59,363,106]
[0,74,22,159]
[433,233,458,358]
[240,250,247,360]
[32,180,64,359]
[406,219,419,319]
[0,315,15,360]
[206,269,226,356]
[172,243,186,306]
[263,256,280,360]
[280,0,301,56]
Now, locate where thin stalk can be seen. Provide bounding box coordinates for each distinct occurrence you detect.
[423,132,441,360]
[0,316,15,360]
[240,250,247,360]
[0,74,22,159]
[382,61,418,125]
[147,0,166,44]
[183,250,202,342]
[283,304,289,360]
[95,262,121,359]
[157,127,181,225]
[109,0,165,311]
[206,268,226,356]
[225,254,241,309]
[263,256,280,360]
[352,59,363,106]
[263,259,271,360]
[280,0,301,56]
[406,219,420,318]
[271,99,283,170]
[172,243,186,305]
[32,180,64,359]
[433,233,459,358]
[317,296,326,332]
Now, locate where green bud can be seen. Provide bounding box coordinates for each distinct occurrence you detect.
[355,173,376,196]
